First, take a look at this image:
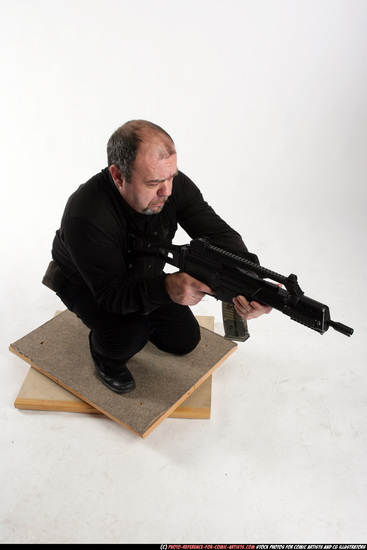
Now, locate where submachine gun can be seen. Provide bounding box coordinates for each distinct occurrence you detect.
[137,234,354,340]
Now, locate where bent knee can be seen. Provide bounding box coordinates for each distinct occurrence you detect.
[151,325,201,355]
[172,321,201,354]
[174,333,201,355]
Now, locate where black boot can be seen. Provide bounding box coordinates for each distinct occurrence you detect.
[89,332,136,394]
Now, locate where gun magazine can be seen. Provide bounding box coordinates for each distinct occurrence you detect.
[222,302,250,342]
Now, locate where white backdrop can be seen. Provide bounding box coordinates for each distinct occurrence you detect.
[1,0,366,544]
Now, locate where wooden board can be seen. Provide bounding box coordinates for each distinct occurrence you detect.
[14,316,214,419]
[14,366,212,419]
[10,310,236,438]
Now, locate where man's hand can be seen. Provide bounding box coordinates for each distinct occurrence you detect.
[233,295,272,320]
[165,272,213,306]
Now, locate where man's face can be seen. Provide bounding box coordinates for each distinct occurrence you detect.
[111,144,178,215]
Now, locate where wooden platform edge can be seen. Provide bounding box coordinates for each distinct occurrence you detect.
[14,396,211,419]
[14,396,101,414]
[9,344,142,438]
[14,367,212,419]
[142,343,236,438]
[168,407,210,420]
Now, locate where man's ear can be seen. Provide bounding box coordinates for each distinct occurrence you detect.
[109,164,124,189]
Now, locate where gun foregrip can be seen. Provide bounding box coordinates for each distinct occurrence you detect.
[283,305,326,333]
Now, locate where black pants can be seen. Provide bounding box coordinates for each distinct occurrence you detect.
[57,280,201,372]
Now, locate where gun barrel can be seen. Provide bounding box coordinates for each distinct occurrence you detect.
[327,321,354,337]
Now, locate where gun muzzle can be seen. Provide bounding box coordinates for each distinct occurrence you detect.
[327,320,354,337]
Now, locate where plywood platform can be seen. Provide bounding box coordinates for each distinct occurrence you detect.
[14,316,214,420]
[10,310,236,438]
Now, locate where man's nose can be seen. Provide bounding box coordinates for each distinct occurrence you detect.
[158,180,172,197]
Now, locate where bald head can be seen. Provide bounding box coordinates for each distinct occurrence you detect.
[107,120,176,182]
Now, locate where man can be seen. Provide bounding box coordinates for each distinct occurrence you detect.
[46,120,271,394]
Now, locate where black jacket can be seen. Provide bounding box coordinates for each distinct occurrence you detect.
[52,168,259,315]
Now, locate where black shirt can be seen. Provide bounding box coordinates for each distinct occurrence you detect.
[52,168,259,315]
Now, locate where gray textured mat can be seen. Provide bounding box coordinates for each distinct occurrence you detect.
[10,310,236,438]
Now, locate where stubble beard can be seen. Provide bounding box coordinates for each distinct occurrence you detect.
[143,199,168,216]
